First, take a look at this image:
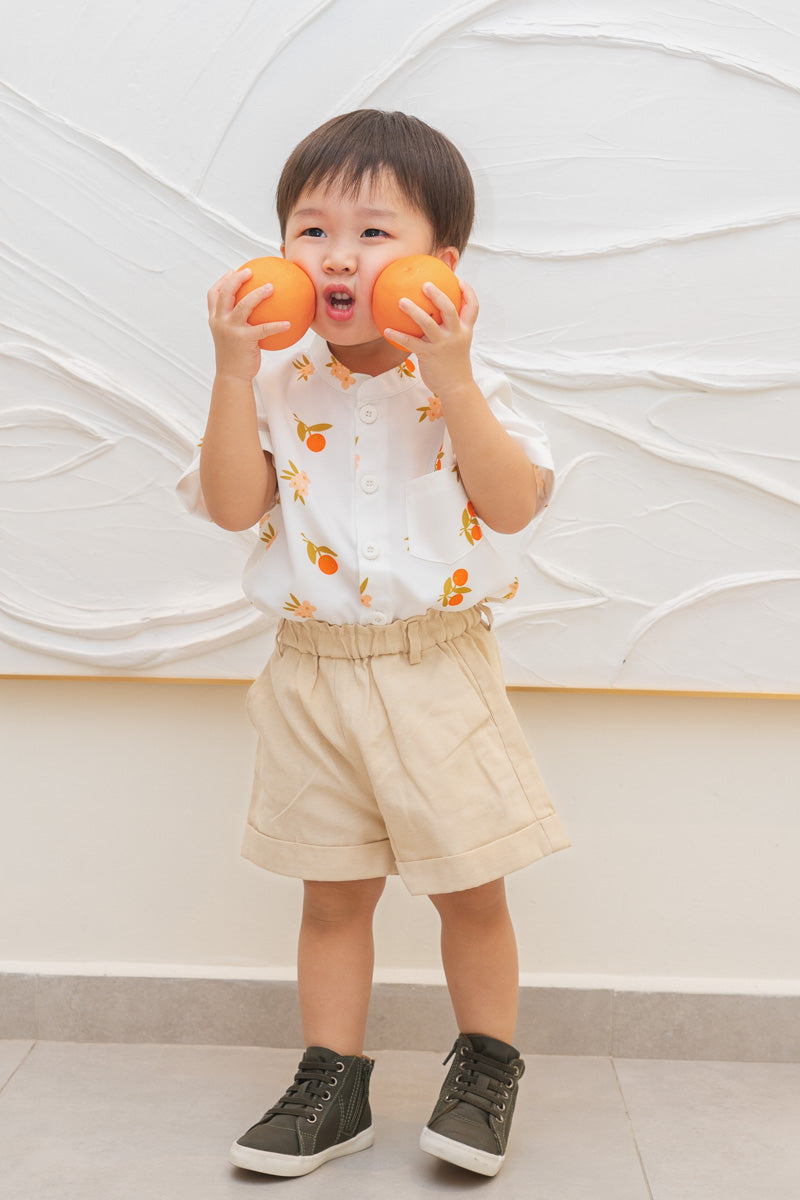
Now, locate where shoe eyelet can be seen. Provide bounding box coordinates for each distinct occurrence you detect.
[459,1046,468,1056]
[329,1076,338,1087]
[502,1090,509,1099]
[322,1091,331,1101]
[497,1114,505,1123]
[307,1114,317,1124]
[511,1064,520,1076]
[497,1102,506,1112]
[335,1061,345,1072]
[315,1103,324,1111]
[454,1074,463,1085]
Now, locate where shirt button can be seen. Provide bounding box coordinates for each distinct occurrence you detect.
[363,542,380,560]
[360,475,379,494]
[368,611,388,625]
[359,404,378,424]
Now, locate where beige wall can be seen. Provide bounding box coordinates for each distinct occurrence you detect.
[2,679,797,989]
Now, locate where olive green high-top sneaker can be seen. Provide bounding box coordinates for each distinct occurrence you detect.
[420,1032,525,1176]
[230,1046,374,1177]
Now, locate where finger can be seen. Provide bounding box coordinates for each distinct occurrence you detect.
[420,281,460,323]
[236,282,275,320]
[398,297,440,338]
[216,267,255,311]
[381,326,415,351]
[454,278,479,325]
[256,320,291,342]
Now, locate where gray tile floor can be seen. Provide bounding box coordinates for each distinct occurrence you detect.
[2,1041,799,1199]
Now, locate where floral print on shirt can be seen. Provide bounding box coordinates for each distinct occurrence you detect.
[327,355,356,390]
[283,595,317,618]
[293,354,315,382]
[280,460,310,504]
[416,395,442,422]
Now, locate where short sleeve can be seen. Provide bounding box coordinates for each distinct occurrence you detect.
[472,360,555,507]
[175,448,210,520]
[175,373,276,522]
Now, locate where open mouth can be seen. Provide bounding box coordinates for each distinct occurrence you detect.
[324,286,355,321]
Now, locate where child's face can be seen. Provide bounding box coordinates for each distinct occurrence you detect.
[282,171,458,368]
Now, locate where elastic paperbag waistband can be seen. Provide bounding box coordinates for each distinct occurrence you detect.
[275,603,493,665]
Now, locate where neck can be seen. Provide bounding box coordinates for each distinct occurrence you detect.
[326,336,409,377]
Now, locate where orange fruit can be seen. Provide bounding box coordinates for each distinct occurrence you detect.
[372,254,461,349]
[471,525,482,541]
[448,593,464,606]
[452,568,469,586]
[235,257,316,351]
[306,432,326,452]
[318,555,338,575]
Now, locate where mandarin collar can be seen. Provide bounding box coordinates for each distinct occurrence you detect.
[306,335,422,399]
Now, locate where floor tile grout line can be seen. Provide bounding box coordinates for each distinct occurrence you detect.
[611,1057,656,1200]
[0,1042,39,1099]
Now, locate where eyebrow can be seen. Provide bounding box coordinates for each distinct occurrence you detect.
[291,207,399,220]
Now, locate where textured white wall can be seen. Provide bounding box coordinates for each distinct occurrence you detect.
[2,0,799,688]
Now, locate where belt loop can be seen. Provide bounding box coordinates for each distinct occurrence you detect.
[477,601,494,631]
[408,619,423,665]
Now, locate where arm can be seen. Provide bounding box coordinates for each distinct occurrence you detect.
[199,268,289,531]
[385,280,544,534]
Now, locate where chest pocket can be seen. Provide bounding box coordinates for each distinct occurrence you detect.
[405,469,477,564]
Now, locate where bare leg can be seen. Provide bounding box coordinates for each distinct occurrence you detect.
[297,877,386,1056]
[429,878,518,1043]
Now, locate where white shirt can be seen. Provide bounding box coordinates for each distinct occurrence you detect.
[177,335,554,626]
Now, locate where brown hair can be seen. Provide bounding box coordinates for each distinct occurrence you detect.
[276,110,474,254]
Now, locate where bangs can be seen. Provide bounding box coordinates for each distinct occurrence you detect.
[277,110,474,254]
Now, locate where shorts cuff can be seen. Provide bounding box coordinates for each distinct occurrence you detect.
[241,823,398,881]
[396,813,571,896]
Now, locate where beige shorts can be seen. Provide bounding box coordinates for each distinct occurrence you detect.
[242,604,570,895]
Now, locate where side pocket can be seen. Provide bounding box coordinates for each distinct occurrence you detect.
[405,470,477,564]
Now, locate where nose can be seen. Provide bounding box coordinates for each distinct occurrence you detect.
[322,243,356,275]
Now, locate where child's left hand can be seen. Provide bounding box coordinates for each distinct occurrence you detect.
[383,279,478,399]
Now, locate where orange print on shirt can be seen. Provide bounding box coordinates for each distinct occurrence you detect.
[293,412,331,452]
[326,356,356,390]
[280,460,310,504]
[302,534,339,575]
[438,568,472,608]
[459,501,483,546]
[397,358,416,378]
[434,444,444,471]
[360,578,372,607]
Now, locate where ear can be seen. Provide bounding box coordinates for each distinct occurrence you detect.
[435,246,459,272]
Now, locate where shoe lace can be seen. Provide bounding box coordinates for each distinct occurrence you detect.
[259,1055,345,1125]
[442,1043,518,1120]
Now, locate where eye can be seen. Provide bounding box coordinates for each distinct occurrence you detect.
[362,228,389,239]
[301,227,325,238]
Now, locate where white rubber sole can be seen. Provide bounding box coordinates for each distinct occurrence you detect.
[230,1125,374,1177]
[419,1126,504,1177]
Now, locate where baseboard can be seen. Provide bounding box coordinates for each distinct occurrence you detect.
[1,972,798,1061]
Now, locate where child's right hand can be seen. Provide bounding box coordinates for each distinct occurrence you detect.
[207,268,291,382]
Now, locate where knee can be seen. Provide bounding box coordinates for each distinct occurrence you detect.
[429,878,508,926]
[302,877,386,926]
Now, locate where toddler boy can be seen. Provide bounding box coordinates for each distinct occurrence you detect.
[178,108,569,1178]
